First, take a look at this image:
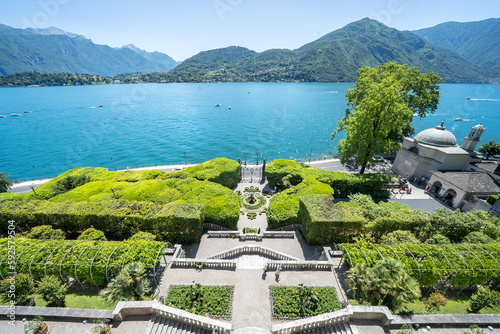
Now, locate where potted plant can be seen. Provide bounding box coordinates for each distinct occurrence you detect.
[24,316,48,334]
[92,318,112,334]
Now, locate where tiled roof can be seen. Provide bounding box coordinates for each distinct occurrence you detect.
[430,171,500,194]
[471,162,500,175]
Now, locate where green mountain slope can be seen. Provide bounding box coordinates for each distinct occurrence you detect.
[161,18,489,83]
[0,24,174,76]
[412,18,500,74]
[120,44,179,71]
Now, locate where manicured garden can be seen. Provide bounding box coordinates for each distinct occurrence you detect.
[271,285,341,319]
[165,283,233,318]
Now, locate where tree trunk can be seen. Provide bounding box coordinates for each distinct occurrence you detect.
[360,160,368,174]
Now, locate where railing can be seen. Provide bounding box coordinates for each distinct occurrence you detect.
[271,308,351,334]
[270,224,303,231]
[266,260,333,270]
[263,231,295,238]
[203,223,236,231]
[207,231,295,240]
[205,244,300,261]
[170,258,236,269]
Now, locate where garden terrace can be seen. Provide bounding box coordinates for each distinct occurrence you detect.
[0,237,169,286]
[340,243,500,292]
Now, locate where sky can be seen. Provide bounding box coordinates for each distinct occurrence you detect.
[1,0,499,61]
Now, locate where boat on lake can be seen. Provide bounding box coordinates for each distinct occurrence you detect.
[11,113,21,116]
[454,117,464,121]
[215,104,221,107]
[24,110,31,113]
[0,115,5,118]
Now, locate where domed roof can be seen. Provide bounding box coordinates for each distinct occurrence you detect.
[414,121,458,147]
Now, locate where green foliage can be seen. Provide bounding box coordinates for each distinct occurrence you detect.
[99,262,151,304]
[379,230,420,245]
[271,286,340,319]
[348,257,421,310]
[424,233,451,244]
[52,175,91,195]
[27,225,65,240]
[348,193,374,205]
[91,319,112,334]
[241,193,266,210]
[23,315,45,334]
[423,292,448,312]
[464,231,494,244]
[0,274,34,306]
[166,284,233,317]
[0,238,166,285]
[341,243,500,288]
[36,275,67,307]
[467,286,500,313]
[0,72,114,87]
[478,141,500,160]
[0,172,13,193]
[332,62,442,173]
[242,227,260,234]
[129,231,156,241]
[487,195,499,206]
[299,195,344,244]
[397,324,414,334]
[78,228,107,241]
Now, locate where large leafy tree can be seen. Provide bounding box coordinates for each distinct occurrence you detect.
[0,172,13,193]
[332,62,442,173]
[478,140,500,160]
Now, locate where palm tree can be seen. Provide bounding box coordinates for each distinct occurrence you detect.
[99,262,151,304]
[0,172,13,193]
[348,257,420,310]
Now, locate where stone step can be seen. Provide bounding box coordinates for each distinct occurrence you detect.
[294,322,352,334]
[143,316,211,334]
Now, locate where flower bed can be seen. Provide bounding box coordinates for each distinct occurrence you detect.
[241,193,266,210]
[165,284,234,319]
[271,285,341,319]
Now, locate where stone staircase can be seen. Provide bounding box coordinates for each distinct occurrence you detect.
[144,314,213,334]
[293,322,353,334]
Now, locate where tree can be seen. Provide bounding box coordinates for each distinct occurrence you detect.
[379,230,420,245]
[78,228,107,241]
[467,286,500,313]
[332,62,442,173]
[423,292,448,312]
[0,172,13,193]
[99,262,151,304]
[0,274,34,306]
[478,140,500,160]
[27,225,65,240]
[129,231,157,241]
[348,257,421,310]
[36,275,67,307]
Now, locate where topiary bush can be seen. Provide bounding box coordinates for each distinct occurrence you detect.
[78,228,107,241]
[27,225,65,240]
[487,194,499,206]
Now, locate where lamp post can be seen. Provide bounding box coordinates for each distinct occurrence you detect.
[30,185,37,195]
[250,168,254,183]
[242,152,248,165]
[110,158,117,172]
[256,152,261,166]
[32,166,42,180]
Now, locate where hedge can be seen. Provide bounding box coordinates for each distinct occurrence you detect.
[299,195,343,244]
[265,159,392,199]
[0,200,204,243]
[487,195,499,206]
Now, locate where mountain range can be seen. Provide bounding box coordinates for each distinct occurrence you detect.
[0,24,178,76]
[0,18,499,83]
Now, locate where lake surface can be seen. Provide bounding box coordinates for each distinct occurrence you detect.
[1,82,499,181]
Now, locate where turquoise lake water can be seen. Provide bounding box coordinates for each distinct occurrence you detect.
[1,82,499,181]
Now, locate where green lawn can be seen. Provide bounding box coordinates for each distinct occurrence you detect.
[349,297,500,315]
[0,291,114,310]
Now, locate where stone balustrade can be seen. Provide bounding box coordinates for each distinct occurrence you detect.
[203,223,235,231]
[207,231,295,240]
[270,224,303,231]
[263,231,295,238]
[266,260,333,270]
[206,244,300,261]
[170,258,237,269]
[271,308,351,334]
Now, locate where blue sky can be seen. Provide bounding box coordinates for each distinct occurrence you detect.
[1,0,499,61]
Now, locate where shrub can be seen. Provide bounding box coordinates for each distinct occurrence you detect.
[27,225,65,240]
[464,231,494,244]
[348,193,375,205]
[0,172,13,193]
[300,195,342,244]
[424,233,451,244]
[36,275,67,307]
[99,262,151,304]
[129,231,156,241]
[467,286,500,313]
[423,292,448,312]
[0,274,34,305]
[379,230,420,245]
[52,174,91,195]
[487,195,499,206]
[166,283,233,317]
[78,228,107,241]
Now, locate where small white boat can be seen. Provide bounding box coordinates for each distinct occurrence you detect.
[0,115,6,118]
[11,113,21,116]
[228,106,231,109]
[24,110,31,113]
[214,104,221,107]
[454,117,464,121]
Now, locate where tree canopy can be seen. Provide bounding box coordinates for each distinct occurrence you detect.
[0,173,12,193]
[332,62,442,173]
[478,140,500,160]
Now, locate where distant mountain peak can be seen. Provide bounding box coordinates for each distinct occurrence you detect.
[25,26,82,38]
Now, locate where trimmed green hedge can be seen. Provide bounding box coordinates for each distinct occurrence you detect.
[0,200,204,243]
[487,195,499,206]
[300,195,342,244]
